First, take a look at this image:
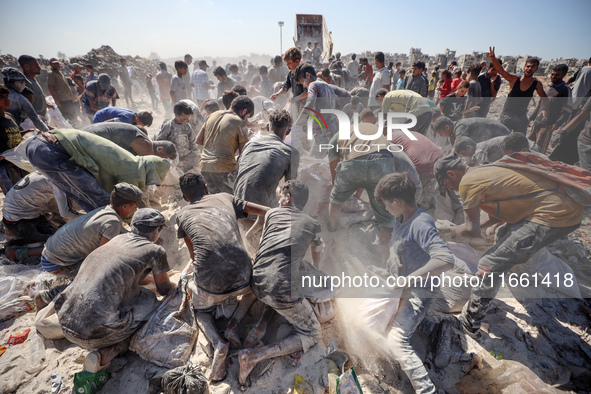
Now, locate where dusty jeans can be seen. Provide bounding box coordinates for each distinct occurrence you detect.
[460,220,579,331]
[331,156,396,226]
[387,287,437,394]
[25,135,111,212]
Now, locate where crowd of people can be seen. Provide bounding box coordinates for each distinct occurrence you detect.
[0,44,590,393]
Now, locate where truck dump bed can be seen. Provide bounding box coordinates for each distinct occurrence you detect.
[294,14,333,63]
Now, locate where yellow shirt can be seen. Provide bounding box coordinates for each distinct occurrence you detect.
[381,90,431,117]
[460,166,583,228]
[200,110,249,173]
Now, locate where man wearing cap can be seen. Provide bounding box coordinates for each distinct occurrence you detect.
[51,207,174,372]
[2,67,49,132]
[433,154,583,338]
[81,73,119,121]
[190,60,213,108]
[47,58,77,124]
[36,182,142,274]
[26,129,170,212]
[70,64,82,80]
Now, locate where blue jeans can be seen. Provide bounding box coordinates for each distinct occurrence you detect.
[387,287,437,394]
[25,135,110,212]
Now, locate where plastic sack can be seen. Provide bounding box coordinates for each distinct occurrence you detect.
[358,293,402,334]
[45,96,72,129]
[510,247,581,298]
[336,367,363,394]
[73,370,110,394]
[130,268,198,368]
[2,132,36,173]
[0,266,50,322]
[160,362,208,394]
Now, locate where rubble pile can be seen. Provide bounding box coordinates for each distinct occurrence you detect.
[1,46,160,94]
[69,45,160,87]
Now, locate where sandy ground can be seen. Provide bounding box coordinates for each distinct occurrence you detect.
[1,84,591,394]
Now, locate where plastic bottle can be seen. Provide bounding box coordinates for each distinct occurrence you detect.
[28,330,46,372]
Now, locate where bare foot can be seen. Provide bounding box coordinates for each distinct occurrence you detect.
[209,341,229,382]
[238,348,259,386]
[224,327,242,349]
[243,325,266,349]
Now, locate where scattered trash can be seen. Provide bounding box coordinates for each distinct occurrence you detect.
[489,348,504,360]
[283,351,302,367]
[27,330,46,373]
[336,367,363,394]
[51,371,62,393]
[0,345,6,357]
[72,370,110,394]
[294,374,314,394]
[7,328,31,345]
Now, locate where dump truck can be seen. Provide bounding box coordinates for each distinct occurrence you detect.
[293,14,333,63]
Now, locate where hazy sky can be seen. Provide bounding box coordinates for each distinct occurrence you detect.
[2,0,590,61]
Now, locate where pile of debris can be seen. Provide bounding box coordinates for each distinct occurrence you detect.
[1,46,161,95]
[69,45,160,87]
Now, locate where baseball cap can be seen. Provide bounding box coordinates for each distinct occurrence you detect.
[49,58,59,64]
[199,60,209,67]
[1,67,26,82]
[113,182,143,202]
[97,73,111,90]
[433,154,464,192]
[131,208,166,228]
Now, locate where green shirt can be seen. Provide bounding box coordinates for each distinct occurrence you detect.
[52,129,170,192]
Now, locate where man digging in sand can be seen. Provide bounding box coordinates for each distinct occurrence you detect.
[238,181,323,387]
[175,172,269,381]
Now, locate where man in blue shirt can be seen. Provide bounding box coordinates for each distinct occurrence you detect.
[81,74,119,120]
[92,106,152,128]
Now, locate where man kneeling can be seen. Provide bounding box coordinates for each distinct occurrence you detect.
[53,208,175,372]
[238,181,323,386]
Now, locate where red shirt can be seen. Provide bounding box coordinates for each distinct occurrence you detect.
[440,78,453,98]
[451,77,462,92]
[365,64,374,83]
[389,130,443,176]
